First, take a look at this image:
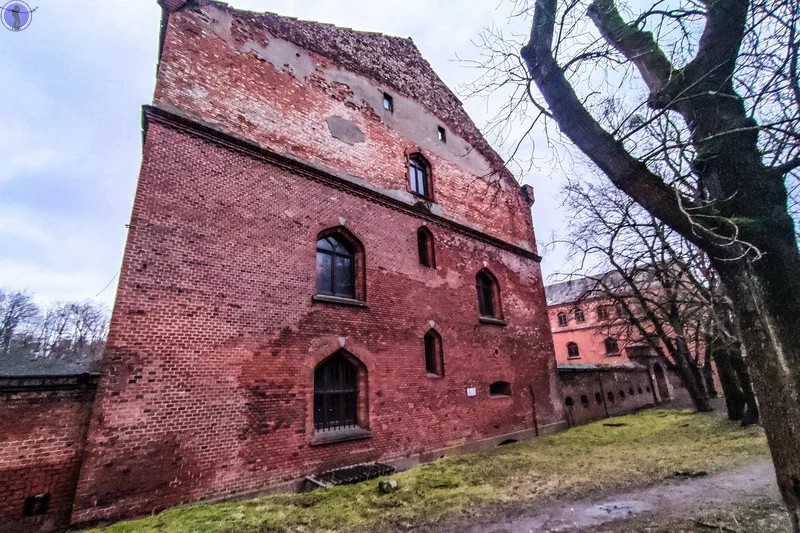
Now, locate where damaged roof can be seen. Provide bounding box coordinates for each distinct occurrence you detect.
[162,0,514,181]
[545,271,628,306]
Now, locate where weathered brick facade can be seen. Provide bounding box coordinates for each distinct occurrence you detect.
[0,375,98,533]
[66,0,564,525]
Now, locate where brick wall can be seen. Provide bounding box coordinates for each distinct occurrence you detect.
[153,1,537,252]
[0,376,98,533]
[70,118,564,524]
[559,368,656,427]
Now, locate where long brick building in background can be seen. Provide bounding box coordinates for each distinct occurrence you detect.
[4,0,568,528]
[545,276,693,427]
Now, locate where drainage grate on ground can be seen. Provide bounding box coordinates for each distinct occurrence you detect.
[300,463,395,492]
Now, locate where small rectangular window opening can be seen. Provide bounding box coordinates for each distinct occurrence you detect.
[437,126,446,142]
[23,493,50,517]
[383,93,394,112]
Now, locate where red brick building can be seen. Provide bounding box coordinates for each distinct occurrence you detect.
[56,0,565,526]
[545,276,699,427]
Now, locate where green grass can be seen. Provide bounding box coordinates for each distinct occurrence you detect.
[86,410,769,533]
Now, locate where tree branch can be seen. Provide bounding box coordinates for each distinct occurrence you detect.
[521,0,729,258]
[587,0,676,93]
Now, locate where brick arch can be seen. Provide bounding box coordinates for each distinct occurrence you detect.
[307,218,368,245]
[304,337,377,374]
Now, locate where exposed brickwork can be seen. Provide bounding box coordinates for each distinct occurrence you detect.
[70,116,562,524]
[66,2,565,525]
[559,368,657,427]
[153,0,536,251]
[0,383,97,533]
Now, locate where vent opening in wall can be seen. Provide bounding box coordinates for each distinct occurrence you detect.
[383,93,393,112]
[23,493,50,517]
[489,381,511,398]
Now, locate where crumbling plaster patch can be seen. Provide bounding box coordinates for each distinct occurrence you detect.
[326,116,366,145]
[198,2,500,188]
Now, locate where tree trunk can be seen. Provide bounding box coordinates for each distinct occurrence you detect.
[670,322,713,412]
[728,347,759,426]
[711,343,745,421]
[703,348,718,398]
[715,259,800,532]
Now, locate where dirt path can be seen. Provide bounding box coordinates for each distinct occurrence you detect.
[459,459,785,532]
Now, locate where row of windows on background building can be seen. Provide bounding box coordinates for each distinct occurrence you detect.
[555,304,626,327]
[565,385,651,409]
[315,227,503,320]
[565,338,620,359]
[313,346,512,433]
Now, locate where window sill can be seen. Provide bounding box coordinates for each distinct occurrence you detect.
[479,317,507,327]
[426,373,444,379]
[490,394,512,400]
[409,191,435,203]
[310,427,371,446]
[312,295,368,308]
[567,357,581,360]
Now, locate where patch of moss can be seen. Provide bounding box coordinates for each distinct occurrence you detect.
[84,410,768,533]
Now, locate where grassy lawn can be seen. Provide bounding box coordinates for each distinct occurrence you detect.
[86,410,769,533]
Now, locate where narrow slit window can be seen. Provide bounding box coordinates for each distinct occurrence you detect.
[383,93,393,112]
[417,227,435,268]
[424,329,444,376]
[437,126,446,142]
[476,269,501,319]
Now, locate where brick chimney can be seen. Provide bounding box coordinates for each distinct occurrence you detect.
[158,0,190,13]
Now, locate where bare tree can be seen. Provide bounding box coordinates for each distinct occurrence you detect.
[0,289,39,357]
[560,178,759,420]
[35,301,109,360]
[471,0,800,524]
[0,288,110,366]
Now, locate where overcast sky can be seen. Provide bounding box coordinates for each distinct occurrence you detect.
[0,0,571,307]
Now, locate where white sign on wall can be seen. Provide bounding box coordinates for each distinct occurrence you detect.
[466,387,477,397]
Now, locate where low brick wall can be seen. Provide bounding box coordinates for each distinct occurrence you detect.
[0,375,98,533]
[558,366,657,427]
